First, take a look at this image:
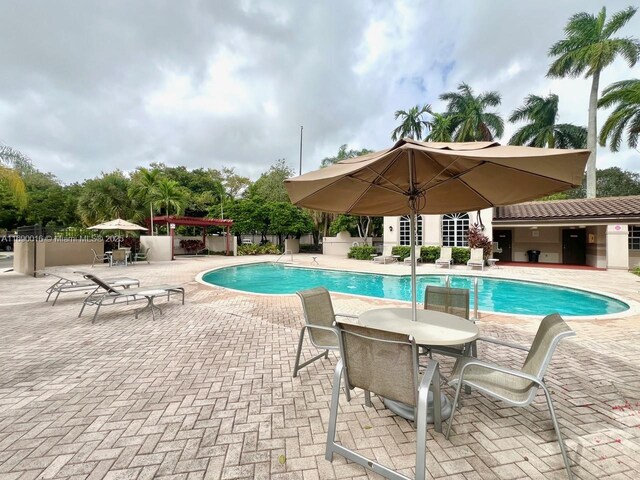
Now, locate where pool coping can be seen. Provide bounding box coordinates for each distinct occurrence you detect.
[195,260,640,321]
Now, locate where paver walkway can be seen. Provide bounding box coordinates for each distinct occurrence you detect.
[0,255,639,479]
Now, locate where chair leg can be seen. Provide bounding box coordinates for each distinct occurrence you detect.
[292,328,306,378]
[364,390,371,407]
[541,383,573,480]
[91,304,101,324]
[325,360,344,462]
[446,379,465,440]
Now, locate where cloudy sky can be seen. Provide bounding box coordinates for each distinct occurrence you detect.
[1,0,639,184]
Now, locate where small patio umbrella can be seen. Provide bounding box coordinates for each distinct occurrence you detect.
[88,218,148,248]
[284,139,589,321]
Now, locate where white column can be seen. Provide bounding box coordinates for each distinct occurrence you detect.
[606,224,629,270]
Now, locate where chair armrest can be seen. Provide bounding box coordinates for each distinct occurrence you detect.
[477,336,529,351]
[457,359,542,385]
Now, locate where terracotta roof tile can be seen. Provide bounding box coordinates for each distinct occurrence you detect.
[495,195,640,220]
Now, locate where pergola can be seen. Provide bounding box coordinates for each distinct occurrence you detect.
[152,215,234,256]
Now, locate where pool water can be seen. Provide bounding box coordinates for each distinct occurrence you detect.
[201,263,629,317]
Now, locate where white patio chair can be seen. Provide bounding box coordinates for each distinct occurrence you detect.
[372,245,397,264]
[434,247,452,268]
[466,248,485,270]
[446,313,576,479]
[403,245,423,265]
[134,247,151,264]
[326,321,442,480]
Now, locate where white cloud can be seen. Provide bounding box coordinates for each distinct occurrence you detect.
[0,0,638,185]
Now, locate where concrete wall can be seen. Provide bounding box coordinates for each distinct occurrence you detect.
[140,236,172,262]
[323,231,376,256]
[586,225,607,268]
[14,240,103,274]
[284,238,300,254]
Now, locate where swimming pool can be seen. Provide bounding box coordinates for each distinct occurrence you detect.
[201,263,629,317]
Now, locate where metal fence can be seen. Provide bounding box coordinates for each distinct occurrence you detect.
[16,225,101,240]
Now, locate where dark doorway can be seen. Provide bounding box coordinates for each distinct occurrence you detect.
[562,228,586,265]
[493,230,512,261]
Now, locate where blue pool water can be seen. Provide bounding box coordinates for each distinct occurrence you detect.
[201,263,629,317]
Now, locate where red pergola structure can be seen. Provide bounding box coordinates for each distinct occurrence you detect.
[151,216,234,257]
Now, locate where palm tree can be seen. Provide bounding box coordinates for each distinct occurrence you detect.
[391,104,433,141]
[424,113,453,142]
[439,83,504,141]
[547,6,640,198]
[508,94,587,148]
[129,167,161,235]
[77,172,135,225]
[598,79,640,152]
[153,178,186,234]
[0,145,29,210]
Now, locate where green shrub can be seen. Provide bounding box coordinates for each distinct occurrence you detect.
[391,246,411,260]
[348,245,377,260]
[631,265,640,276]
[237,242,282,256]
[452,247,471,264]
[420,246,440,263]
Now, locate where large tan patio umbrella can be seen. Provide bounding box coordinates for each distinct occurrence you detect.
[88,218,148,248]
[284,138,589,321]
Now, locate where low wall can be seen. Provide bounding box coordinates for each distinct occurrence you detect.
[13,240,103,275]
[140,236,172,262]
[285,238,300,254]
[322,232,378,257]
[172,235,235,256]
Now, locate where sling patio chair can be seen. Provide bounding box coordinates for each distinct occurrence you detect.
[133,247,151,264]
[466,247,485,271]
[326,321,442,480]
[91,248,111,267]
[423,285,475,357]
[77,271,184,323]
[371,245,398,264]
[293,287,358,380]
[40,271,140,306]
[446,313,576,479]
[434,247,452,268]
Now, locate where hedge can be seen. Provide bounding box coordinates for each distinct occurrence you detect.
[237,242,282,256]
[348,245,377,260]
[391,246,471,264]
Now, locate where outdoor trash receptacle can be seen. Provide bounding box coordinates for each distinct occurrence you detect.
[526,250,541,263]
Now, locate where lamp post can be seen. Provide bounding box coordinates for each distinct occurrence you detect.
[299,125,303,175]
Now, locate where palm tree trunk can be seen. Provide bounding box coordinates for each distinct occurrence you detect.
[586,71,600,198]
[150,203,154,236]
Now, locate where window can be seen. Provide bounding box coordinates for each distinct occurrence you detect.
[442,213,469,247]
[399,215,423,246]
[630,225,640,250]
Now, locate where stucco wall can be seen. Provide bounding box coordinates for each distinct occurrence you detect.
[323,231,375,256]
[512,227,561,263]
[44,241,104,267]
[140,236,172,262]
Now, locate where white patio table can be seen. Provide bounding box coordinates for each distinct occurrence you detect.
[352,307,479,422]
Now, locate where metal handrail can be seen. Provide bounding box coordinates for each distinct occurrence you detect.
[276,250,294,263]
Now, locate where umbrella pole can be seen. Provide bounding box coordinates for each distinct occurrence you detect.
[409,150,417,322]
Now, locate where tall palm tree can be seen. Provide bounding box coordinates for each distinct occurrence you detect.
[77,172,135,225]
[508,94,587,148]
[153,178,186,234]
[547,6,640,198]
[391,104,433,141]
[439,83,504,141]
[424,113,453,142]
[598,79,640,152]
[0,145,29,210]
[129,167,161,235]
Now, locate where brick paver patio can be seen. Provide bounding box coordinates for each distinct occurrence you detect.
[1,255,639,479]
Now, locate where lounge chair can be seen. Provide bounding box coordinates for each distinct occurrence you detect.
[371,245,397,264]
[467,247,485,270]
[41,271,140,306]
[492,241,502,255]
[435,246,453,268]
[446,313,575,479]
[91,248,110,267]
[403,245,423,265]
[133,247,151,264]
[326,321,441,480]
[77,271,184,323]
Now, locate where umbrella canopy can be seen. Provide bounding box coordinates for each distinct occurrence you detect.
[88,218,148,231]
[88,218,148,249]
[284,139,589,320]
